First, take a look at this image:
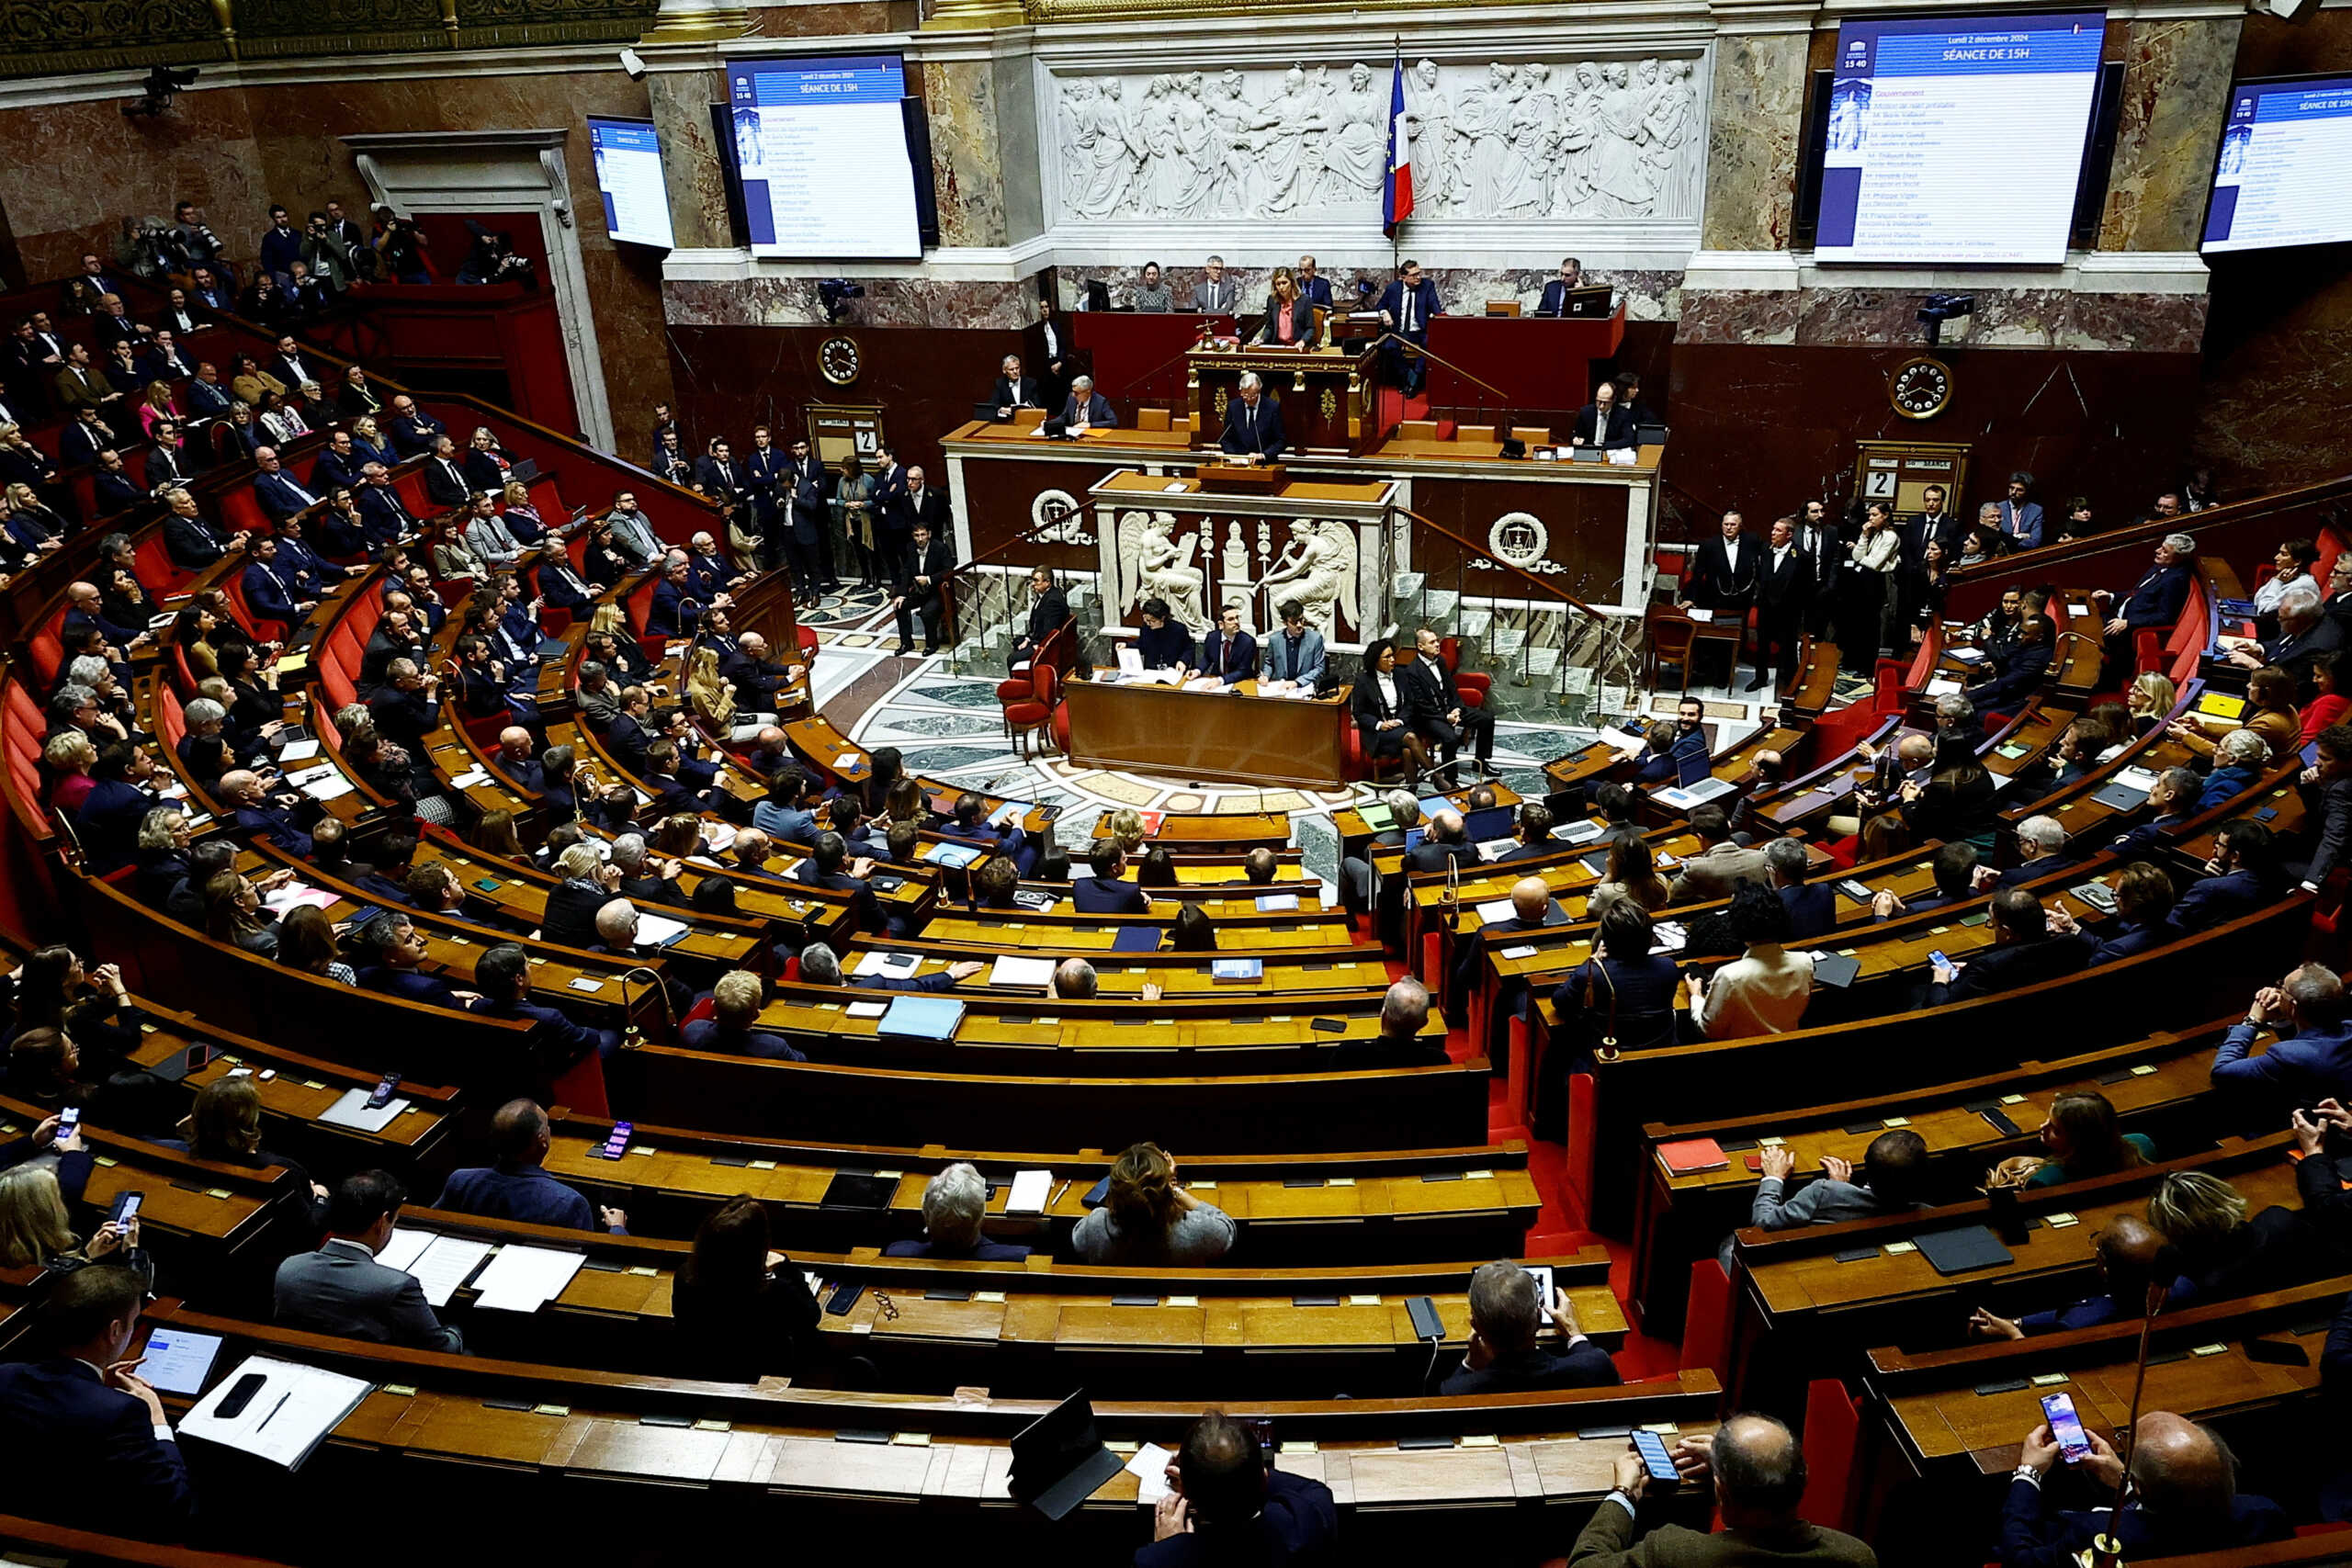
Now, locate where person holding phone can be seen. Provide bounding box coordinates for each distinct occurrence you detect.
[2000,1411,2288,1564]
[1568,1414,1871,1565]
[1143,1410,1336,1567]
[1438,1260,1618,1394]
[0,1162,151,1288]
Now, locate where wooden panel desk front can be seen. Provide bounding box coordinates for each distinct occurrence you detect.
[1187,343,1382,454]
[1423,309,1626,428]
[1062,675,1350,789]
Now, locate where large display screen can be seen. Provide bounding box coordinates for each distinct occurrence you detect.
[2201,74,2352,254]
[724,55,922,260]
[587,118,675,250]
[1814,11,2106,264]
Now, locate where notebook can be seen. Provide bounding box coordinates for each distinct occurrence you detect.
[1809,953,1863,989]
[877,996,964,1040]
[1211,958,1264,983]
[820,1171,900,1209]
[1657,1138,1728,1175]
[1914,1224,2015,1276]
[1111,926,1163,952]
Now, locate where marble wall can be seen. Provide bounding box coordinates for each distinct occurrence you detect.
[1699,32,1805,253]
[924,59,1011,250]
[2098,17,2245,254]
[0,72,678,455]
[1679,287,2208,355]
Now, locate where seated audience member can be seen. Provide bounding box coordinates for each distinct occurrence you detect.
[2000,1411,2289,1566]
[1329,977,1449,1070]
[2106,767,2201,856]
[0,1163,145,1281]
[1075,840,1150,914]
[2174,666,2300,761]
[1926,889,2088,1004]
[670,1194,820,1383]
[2232,587,2340,705]
[2306,720,2352,887]
[1870,841,1981,922]
[1971,1215,2170,1339]
[1880,734,1996,858]
[1071,1142,1235,1266]
[2149,1168,2313,1301]
[2097,532,2198,670]
[682,969,802,1061]
[1766,839,1834,940]
[885,1162,1031,1260]
[1589,833,1674,919]
[1167,903,1217,953]
[2170,820,2280,933]
[1140,1410,1338,1568]
[1687,885,1814,1039]
[1438,1259,1618,1395]
[2026,1091,2156,1188]
[1962,612,2052,712]
[1748,1130,1928,1235]
[799,942,981,994]
[2049,862,2176,965]
[1049,957,1099,1000]
[436,1098,627,1233]
[1986,816,2074,890]
[277,904,357,986]
[1493,802,1560,864]
[157,1075,330,1228]
[1547,899,1681,1066]
[351,912,478,1010]
[2211,963,2352,1112]
[0,1265,194,1540]
[2301,650,2350,746]
[1669,804,1771,903]
[275,1170,465,1351]
[1566,1414,1873,1568]
[2196,727,2273,812]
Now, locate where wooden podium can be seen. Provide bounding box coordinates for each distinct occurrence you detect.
[1424,307,1627,434]
[1187,343,1381,457]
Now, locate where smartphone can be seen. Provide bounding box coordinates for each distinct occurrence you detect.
[1632,1428,1680,1484]
[2040,1392,2094,1463]
[54,1106,80,1141]
[1249,1418,1275,1468]
[1838,879,1874,901]
[593,1121,634,1160]
[364,1071,401,1111]
[213,1370,269,1420]
[185,1043,216,1076]
[1310,1018,1347,1034]
[109,1190,143,1228]
[1927,949,1952,970]
[472,878,504,894]
[824,1280,866,1316]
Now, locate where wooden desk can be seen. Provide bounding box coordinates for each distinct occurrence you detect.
[1061,675,1350,789]
[1423,309,1625,431]
[1188,343,1382,455]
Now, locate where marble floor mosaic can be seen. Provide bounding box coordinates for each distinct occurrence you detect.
[795,595,1779,888]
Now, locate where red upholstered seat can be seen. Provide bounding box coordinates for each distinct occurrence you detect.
[1800,1378,1864,1531]
[1679,1258,1735,1379]
[1001,665,1058,757]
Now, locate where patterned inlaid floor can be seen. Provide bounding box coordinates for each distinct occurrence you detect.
[794,593,1774,887]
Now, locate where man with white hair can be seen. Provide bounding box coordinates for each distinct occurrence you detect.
[219,767,314,855]
[494,726,540,790]
[1218,370,1284,461]
[1330,977,1448,1070]
[2098,531,2198,672]
[797,941,980,994]
[1060,374,1116,432]
[1339,788,1420,911]
[1983,815,2073,891]
[684,530,744,598]
[1440,1259,1617,1394]
[989,355,1039,420]
[886,1163,1033,1260]
[2232,583,2342,703]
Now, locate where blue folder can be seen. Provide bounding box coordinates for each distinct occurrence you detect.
[877,996,965,1041]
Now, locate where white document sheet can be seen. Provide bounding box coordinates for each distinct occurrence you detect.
[373,1227,435,1274]
[404,1235,493,1307]
[181,1355,372,1471]
[469,1244,586,1313]
[318,1088,408,1133]
[1005,1169,1053,1215]
[989,956,1057,988]
[1474,898,1517,926]
[1127,1442,1174,1504]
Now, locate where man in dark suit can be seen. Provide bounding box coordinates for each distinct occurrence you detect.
[1375,259,1443,395]
[141,428,193,495]
[423,435,472,507]
[1766,840,1836,941]
[1403,626,1495,773]
[2231,591,2341,703]
[436,1095,626,1231]
[355,463,420,547]
[0,1266,195,1540]
[741,426,787,565]
[385,394,446,457]
[890,519,954,656]
[1012,564,1071,671]
[270,333,320,394]
[311,431,367,494]
[57,406,120,468]
[160,487,247,570]
[138,330,196,382]
[1750,514,1813,692]
[1900,484,1965,569]
[1328,977,1451,1069]
[888,466,950,593]
[1567,1414,1874,1567]
[2098,532,2198,671]
[1059,375,1116,430]
[683,969,806,1060]
[1681,509,1758,616]
[1295,254,1334,309]
[1439,1260,1619,1394]
[694,439,750,525]
[276,1169,465,1351]
[1963,612,2054,713]
[1926,889,2091,1004]
[1403,808,1475,876]
[647,554,704,638]
[1138,1411,1337,1568]
[1532,256,1586,318]
[1218,372,1285,461]
[777,435,833,596]
[90,450,144,515]
[241,536,315,627]
[989,354,1042,418]
[1197,604,1258,685]
[1570,380,1637,450]
[250,446,321,523]
[719,631,791,714]
[1073,841,1149,914]
[1494,803,1564,865]
[2000,1411,2290,1568]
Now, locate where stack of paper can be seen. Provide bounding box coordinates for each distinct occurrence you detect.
[634,911,691,949]
[989,956,1057,988]
[277,739,322,761]
[1474,898,1518,926]
[704,821,739,852]
[262,885,341,916]
[469,1244,586,1313]
[377,1233,494,1306]
[319,1087,410,1133]
[1005,1169,1053,1214]
[182,1355,373,1471]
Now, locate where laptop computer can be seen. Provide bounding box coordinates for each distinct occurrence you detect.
[509,458,540,484]
[971,400,1012,423]
[1675,744,1715,790]
[1634,422,1668,447]
[1008,1390,1126,1519]
[1460,805,1515,843]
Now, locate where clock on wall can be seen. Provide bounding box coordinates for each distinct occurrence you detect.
[1888,355,1954,420]
[819,335,861,387]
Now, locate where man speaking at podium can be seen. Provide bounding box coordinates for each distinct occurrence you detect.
[1219,372,1284,463]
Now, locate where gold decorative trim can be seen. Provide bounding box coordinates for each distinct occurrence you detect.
[925,0,1024,26]
[1026,0,1551,18]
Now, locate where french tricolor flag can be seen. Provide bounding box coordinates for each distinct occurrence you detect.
[1384,53,1413,236]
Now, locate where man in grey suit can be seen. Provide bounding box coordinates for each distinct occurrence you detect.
[1260,600,1326,688]
[1192,254,1238,315]
[1665,804,1772,904]
[275,1170,465,1353]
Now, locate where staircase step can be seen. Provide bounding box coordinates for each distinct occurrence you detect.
[1522,645,1564,675]
[1392,571,1426,600]
[1459,607,1493,639]
[1489,626,1528,659]
[1420,589,1459,621]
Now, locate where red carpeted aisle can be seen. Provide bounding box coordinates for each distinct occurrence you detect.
[1385,956,1683,1380]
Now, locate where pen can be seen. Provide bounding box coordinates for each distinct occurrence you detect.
[255,1391,290,1431]
[1048,1179,1070,1209]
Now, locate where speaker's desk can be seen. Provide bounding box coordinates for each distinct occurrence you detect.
[1061,673,1350,789]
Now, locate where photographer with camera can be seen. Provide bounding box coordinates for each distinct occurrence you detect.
[300,211,356,294]
[371,208,431,285]
[457,220,533,288]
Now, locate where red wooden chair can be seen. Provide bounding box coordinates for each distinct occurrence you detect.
[1002,665,1058,758]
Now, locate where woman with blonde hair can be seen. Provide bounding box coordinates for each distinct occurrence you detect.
[43,731,98,816]
[1254,266,1315,347]
[2147,1169,2298,1299]
[136,379,182,440]
[1069,1142,1235,1264]
[500,479,548,544]
[2125,671,2177,738]
[1107,807,1148,856]
[349,414,394,468]
[684,645,736,730]
[0,1163,151,1286]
